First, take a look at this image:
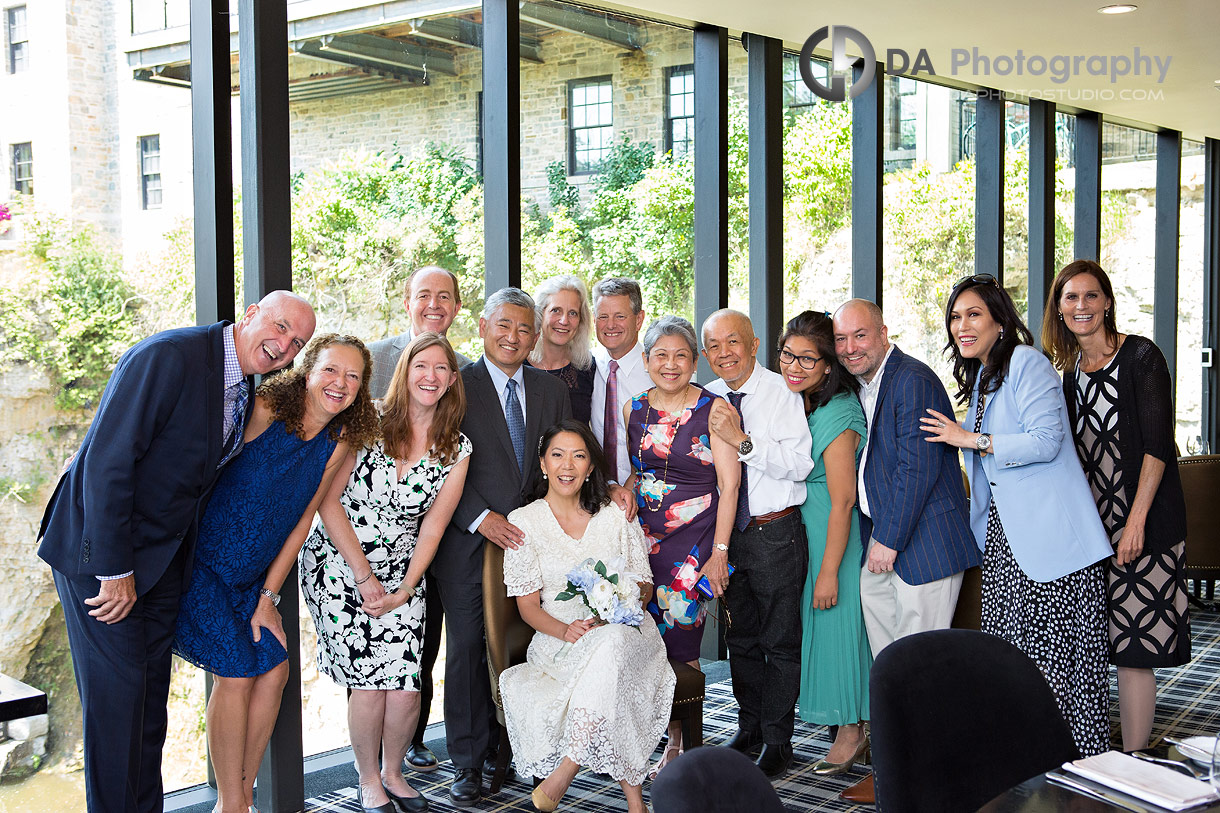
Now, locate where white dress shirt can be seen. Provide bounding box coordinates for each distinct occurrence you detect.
[468,359,528,534]
[855,343,896,520]
[591,341,652,483]
[705,362,813,516]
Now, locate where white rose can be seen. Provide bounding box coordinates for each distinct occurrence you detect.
[590,580,615,614]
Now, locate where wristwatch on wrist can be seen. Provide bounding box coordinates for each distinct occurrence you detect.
[976,433,992,452]
[714,543,729,553]
[738,436,753,456]
[259,588,280,607]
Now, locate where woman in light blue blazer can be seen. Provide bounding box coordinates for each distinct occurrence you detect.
[920,274,1113,757]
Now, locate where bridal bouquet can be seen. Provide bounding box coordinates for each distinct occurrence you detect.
[557,556,646,628]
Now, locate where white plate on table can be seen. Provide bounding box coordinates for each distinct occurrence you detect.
[1175,735,1219,766]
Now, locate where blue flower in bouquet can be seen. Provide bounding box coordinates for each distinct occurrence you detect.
[556,557,644,629]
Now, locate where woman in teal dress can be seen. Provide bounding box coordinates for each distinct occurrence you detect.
[777,311,872,775]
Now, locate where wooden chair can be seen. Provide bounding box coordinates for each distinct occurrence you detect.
[1179,454,1220,610]
[481,543,705,794]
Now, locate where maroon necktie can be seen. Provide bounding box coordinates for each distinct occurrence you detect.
[603,359,619,473]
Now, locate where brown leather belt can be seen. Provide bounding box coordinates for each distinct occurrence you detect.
[746,506,796,528]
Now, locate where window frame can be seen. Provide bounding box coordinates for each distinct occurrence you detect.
[11,141,32,195]
[664,64,694,160]
[567,75,613,176]
[139,134,162,210]
[6,5,28,74]
[782,52,821,114]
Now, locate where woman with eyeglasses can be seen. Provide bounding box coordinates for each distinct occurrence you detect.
[623,315,740,776]
[776,311,871,774]
[920,274,1114,756]
[1043,260,1190,752]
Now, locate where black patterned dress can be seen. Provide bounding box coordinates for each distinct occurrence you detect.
[1072,356,1190,668]
[976,394,1110,757]
[300,435,471,689]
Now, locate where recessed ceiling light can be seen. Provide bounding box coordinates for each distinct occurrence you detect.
[1098,4,1138,13]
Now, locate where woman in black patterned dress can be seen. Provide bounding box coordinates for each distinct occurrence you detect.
[530,275,595,424]
[1043,260,1191,752]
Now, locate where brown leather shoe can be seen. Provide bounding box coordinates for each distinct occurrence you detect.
[839,773,875,804]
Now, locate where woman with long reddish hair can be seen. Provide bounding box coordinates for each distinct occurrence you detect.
[302,333,471,813]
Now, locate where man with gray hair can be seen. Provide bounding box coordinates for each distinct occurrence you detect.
[433,286,571,807]
[591,278,652,484]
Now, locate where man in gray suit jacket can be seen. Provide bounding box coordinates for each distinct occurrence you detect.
[433,287,571,806]
[368,265,471,400]
[366,265,469,771]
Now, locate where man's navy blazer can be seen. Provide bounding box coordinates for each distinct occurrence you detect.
[38,321,246,596]
[859,345,982,586]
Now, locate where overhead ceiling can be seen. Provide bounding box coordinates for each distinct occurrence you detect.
[606,0,1220,142]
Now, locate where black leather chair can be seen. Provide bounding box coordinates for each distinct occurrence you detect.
[1179,454,1220,609]
[869,629,1080,813]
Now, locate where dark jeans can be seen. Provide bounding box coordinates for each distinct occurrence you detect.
[723,510,807,746]
[410,583,443,748]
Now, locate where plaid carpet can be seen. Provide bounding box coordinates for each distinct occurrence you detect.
[306,607,1220,812]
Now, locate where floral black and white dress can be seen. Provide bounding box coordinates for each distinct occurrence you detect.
[301,435,471,689]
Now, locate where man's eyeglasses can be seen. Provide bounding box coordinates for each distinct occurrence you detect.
[778,348,822,370]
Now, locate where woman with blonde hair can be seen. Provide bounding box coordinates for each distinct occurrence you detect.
[302,333,471,813]
[531,275,595,424]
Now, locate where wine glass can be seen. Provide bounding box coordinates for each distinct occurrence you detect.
[1211,734,1220,791]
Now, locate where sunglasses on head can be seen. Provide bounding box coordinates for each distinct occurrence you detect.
[958,273,1000,288]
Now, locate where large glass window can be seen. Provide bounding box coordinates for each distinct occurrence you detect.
[130,0,188,35]
[1177,140,1206,454]
[139,134,162,210]
[781,52,818,115]
[6,5,27,74]
[1100,123,1156,340]
[11,141,32,194]
[664,64,693,160]
[568,76,613,174]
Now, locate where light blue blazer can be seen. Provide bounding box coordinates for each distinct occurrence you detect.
[960,345,1112,583]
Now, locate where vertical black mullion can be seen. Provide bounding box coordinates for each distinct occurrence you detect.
[745,33,782,370]
[1154,129,1181,381]
[190,0,234,325]
[1074,111,1102,262]
[482,0,521,294]
[851,61,883,305]
[1028,99,1056,339]
[238,1,302,810]
[1203,137,1219,453]
[693,23,728,383]
[974,90,1004,282]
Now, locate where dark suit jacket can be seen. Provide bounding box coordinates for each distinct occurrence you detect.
[368,330,472,400]
[433,357,571,584]
[38,322,247,596]
[860,345,981,585]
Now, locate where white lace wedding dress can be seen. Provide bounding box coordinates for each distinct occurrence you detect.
[500,499,677,785]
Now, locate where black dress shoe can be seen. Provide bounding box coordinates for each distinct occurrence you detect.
[405,743,439,772]
[449,768,482,808]
[357,787,399,813]
[755,743,794,778]
[385,784,430,813]
[723,728,762,754]
[482,755,515,781]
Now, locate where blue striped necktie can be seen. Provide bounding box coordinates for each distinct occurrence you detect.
[220,381,249,466]
[505,378,526,474]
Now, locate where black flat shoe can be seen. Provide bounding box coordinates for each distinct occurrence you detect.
[357,786,399,813]
[723,728,762,754]
[449,768,481,808]
[385,784,430,813]
[755,743,793,778]
[405,743,439,772]
[482,755,515,781]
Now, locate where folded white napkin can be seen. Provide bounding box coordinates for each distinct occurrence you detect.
[1063,751,1217,811]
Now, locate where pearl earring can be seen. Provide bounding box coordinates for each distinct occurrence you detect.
[1058,313,1064,321]
[543,472,548,479]
[999,327,1005,339]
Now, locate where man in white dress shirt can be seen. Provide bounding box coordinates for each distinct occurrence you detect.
[702,309,813,778]
[590,278,652,484]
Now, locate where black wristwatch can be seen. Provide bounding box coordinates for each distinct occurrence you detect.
[976,433,992,452]
[739,436,753,456]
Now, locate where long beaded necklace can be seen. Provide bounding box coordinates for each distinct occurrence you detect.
[636,385,692,510]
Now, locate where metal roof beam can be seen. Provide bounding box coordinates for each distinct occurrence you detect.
[518,1,641,51]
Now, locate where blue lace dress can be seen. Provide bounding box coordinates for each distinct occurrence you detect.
[174,420,337,678]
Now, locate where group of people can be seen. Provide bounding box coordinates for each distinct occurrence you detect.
[38,258,1190,813]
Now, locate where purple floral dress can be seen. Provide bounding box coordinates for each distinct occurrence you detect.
[627,386,721,662]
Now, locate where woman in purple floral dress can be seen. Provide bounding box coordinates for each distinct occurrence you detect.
[625,316,740,774]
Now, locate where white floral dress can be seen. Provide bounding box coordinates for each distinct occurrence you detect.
[500,500,676,785]
[300,435,471,689]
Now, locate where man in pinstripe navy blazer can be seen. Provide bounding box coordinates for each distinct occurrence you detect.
[833,300,980,655]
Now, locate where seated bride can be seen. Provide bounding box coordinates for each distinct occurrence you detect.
[500,419,677,813]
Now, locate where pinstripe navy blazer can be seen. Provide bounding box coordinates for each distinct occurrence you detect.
[859,346,981,585]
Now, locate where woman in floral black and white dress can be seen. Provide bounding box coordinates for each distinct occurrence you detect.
[302,333,470,813]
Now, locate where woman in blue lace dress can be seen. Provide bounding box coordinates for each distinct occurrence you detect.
[174,334,380,813]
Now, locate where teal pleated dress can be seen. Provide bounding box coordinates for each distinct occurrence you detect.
[796,390,872,726]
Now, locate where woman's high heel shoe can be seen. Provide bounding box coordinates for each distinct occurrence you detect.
[811,728,871,776]
[531,786,560,813]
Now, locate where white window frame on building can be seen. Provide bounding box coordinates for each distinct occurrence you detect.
[664,64,693,160]
[11,141,32,195]
[139,134,162,210]
[6,5,28,74]
[567,76,613,175]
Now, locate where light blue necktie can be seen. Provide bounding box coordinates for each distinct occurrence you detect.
[505,378,526,474]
